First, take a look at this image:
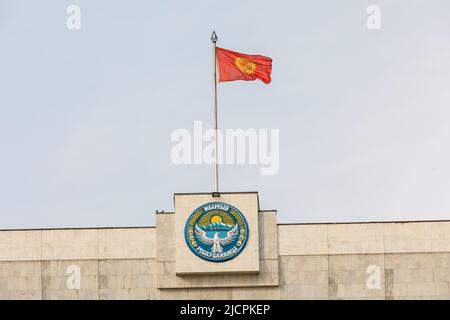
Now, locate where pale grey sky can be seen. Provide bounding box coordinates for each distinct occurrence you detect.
[1,0,450,228]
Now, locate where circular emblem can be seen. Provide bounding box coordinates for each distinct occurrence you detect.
[184,202,249,263]
[235,57,256,74]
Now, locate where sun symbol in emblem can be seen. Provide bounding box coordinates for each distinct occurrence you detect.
[235,57,256,74]
[210,215,222,224]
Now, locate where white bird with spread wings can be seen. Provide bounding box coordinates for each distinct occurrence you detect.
[195,224,239,253]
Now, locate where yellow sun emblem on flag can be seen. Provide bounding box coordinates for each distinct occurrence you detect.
[235,57,256,74]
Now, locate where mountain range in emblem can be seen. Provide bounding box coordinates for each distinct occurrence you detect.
[199,222,234,231]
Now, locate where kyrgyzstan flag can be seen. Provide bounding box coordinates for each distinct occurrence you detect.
[217,47,272,84]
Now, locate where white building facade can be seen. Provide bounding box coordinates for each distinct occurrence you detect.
[1,192,450,299]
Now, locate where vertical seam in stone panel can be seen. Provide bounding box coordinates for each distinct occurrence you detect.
[40,230,43,300]
[259,212,263,259]
[326,224,330,300]
[96,229,100,300]
[382,223,387,300]
[275,215,280,292]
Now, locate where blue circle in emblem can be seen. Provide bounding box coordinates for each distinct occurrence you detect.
[184,202,249,263]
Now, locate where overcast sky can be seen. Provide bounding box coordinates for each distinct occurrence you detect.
[1,0,450,228]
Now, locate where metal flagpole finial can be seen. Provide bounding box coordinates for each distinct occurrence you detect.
[211,31,218,43]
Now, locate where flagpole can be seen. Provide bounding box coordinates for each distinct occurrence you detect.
[211,31,219,196]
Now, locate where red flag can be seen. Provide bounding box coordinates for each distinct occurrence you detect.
[217,47,272,84]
